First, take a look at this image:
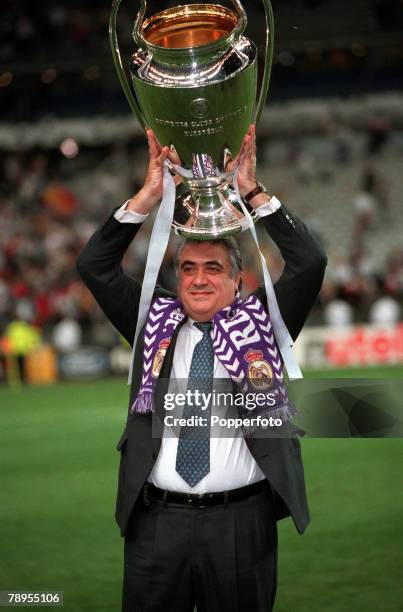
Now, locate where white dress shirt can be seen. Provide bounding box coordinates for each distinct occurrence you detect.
[114,195,281,492]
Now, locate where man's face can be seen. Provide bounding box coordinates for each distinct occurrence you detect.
[177,242,241,322]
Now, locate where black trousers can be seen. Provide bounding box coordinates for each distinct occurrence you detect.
[122,484,278,612]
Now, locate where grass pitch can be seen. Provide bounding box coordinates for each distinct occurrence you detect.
[1,371,402,611]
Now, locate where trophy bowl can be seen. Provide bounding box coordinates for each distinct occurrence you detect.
[110,0,274,238]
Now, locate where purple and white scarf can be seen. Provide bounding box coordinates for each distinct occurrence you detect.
[131,294,297,422]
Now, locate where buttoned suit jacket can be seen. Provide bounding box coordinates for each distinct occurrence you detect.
[77,204,327,537]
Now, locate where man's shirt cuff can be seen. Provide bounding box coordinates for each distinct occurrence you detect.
[113,195,281,224]
[254,195,282,218]
[114,200,149,224]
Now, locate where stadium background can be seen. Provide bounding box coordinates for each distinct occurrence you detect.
[1,0,403,610]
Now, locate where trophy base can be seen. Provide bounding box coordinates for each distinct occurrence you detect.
[172,179,256,240]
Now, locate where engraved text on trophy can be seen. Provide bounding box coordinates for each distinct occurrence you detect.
[155,105,247,137]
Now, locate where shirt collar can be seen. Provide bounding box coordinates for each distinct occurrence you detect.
[186,317,211,331]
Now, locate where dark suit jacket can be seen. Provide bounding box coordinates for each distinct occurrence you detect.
[76,204,327,536]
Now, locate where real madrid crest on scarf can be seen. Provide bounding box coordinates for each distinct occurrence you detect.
[131,294,297,423]
[152,338,171,378]
[245,349,273,391]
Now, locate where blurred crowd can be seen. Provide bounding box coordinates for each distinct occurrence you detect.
[3,0,403,122]
[1,124,402,360]
[0,141,138,352]
[3,0,402,64]
[1,0,114,61]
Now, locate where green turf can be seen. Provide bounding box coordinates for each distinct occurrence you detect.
[1,375,402,611]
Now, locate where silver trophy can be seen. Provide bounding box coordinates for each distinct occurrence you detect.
[110,0,274,238]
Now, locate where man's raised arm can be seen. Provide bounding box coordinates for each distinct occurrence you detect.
[258,206,327,341]
[76,129,178,346]
[225,124,327,340]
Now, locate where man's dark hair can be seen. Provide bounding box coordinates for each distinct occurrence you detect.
[174,236,243,292]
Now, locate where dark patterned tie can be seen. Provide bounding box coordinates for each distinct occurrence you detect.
[175,321,213,487]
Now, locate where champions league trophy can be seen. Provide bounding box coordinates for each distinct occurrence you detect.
[109,0,274,238]
[109,0,301,382]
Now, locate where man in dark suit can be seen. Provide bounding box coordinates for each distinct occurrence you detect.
[77,125,327,612]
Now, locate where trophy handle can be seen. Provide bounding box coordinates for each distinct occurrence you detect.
[109,0,147,130]
[133,0,147,49]
[254,0,275,125]
[228,0,248,38]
